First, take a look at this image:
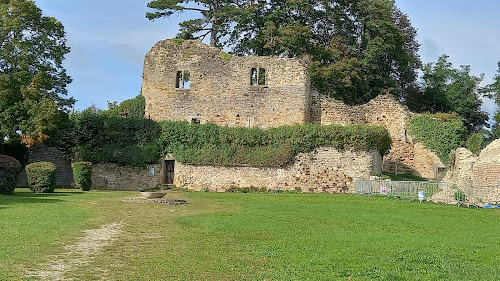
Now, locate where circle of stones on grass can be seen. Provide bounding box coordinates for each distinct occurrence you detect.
[123,197,188,205]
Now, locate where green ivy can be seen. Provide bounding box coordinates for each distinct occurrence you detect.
[158,122,391,167]
[408,114,466,164]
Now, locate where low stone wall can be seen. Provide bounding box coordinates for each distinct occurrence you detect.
[17,145,73,187]
[92,163,161,190]
[174,147,382,193]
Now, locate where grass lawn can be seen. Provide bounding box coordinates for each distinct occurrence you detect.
[1,189,499,280]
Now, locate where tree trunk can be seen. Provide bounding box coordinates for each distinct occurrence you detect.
[210,0,219,47]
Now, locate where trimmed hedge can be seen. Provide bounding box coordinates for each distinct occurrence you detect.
[0,154,21,195]
[408,114,466,165]
[72,162,92,191]
[70,109,391,167]
[158,122,391,167]
[26,162,57,193]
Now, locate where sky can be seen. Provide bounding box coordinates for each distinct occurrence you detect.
[34,0,500,120]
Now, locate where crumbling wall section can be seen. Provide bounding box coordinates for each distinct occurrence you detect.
[317,94,444,178]
[143,40,310,128]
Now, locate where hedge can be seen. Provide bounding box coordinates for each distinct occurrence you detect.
[26,162,57,193]
[408,113,466,164]
[70,109,391,167]
[72,162,92,191]
[158,122,391,167]
[0,155,21,195]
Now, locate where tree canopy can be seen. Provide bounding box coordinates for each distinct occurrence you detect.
[0,0,73,147]
[406,55,488,134]
[146,0,240,47]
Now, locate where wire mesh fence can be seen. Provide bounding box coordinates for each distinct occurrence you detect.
[355,179,500,207]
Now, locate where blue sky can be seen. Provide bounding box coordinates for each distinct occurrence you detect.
[34,0,500,119]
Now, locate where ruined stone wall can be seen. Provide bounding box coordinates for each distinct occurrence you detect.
[444,139,500,187]
[92,163,161,190]
[315,94,444,178]
[173,147,382,193]
[143,40,310,128]
[17,145,73,187]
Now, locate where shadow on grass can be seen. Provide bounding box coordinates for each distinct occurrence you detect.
[0,189,86,206]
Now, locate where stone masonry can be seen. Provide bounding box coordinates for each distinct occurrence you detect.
[174,147,382,193]
[17,145,73,187]
[143,39,311,128]
[445,139,500,187]
[313,94,444,178]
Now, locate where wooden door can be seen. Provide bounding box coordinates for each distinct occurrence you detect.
[165,160,175,185]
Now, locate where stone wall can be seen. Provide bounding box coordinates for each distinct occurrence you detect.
[314,94,444,178]
[91,163,162,190]
[17,145,73,187]
[444,139,500,187]
[143,39,311,128]
[173,147,382,193]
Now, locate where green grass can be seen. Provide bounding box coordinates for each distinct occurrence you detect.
[1,189,499,280]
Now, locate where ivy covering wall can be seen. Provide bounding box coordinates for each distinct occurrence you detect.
[70,109,391,167]
[408,113,466,164]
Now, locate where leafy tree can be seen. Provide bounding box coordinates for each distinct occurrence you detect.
[485,61,500,139]
[0,0,73,146]
[106,94,145,119]
[146,0,240,47]
[406,55,488,134]
[229,0,421,104]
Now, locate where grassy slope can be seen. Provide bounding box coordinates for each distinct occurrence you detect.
[1,189,499,280]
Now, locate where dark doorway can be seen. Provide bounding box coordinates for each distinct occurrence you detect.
[165,160,175,185]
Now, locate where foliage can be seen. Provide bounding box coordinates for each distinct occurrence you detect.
[0,139,29,166]
[25,162,57,193]
[72,162,92,191]
[146,0,240,47]
[69,106,161,167]
[466,133,484,156]
[406,55,488,134]
[158,122,391,166]
[0,0,73,146]
[485,61,500,139]
[453,189,466,202]
[229,0,421,104]
[408,114,467,164]
[0,154,21,195]
[106,95,145,119]
[380,172,427,182]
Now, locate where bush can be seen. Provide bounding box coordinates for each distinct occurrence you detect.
[408,114,467,164]
[466,133,484,156]
[0,155,21,195]
[72,162,92,191]
[453,190,466,202]
[26,162,57,193]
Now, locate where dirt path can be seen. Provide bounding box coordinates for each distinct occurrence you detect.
[26,222,123,280]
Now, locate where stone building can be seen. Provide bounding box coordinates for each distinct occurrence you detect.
[141,39,444,187]
[142,39,311,128]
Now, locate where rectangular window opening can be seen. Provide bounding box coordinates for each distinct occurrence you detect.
[250,68,258,86]
[258,68,266,85]
[176,70,190,89]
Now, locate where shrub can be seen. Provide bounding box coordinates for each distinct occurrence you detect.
[408,114,466,164]
[466,133,484,156]
[0,155,21,195]
[26,162,57,193]
[72,162,92,191]
[453,190,466,202]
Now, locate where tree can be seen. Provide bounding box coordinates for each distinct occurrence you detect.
[485,61,500,139]
[229,0,421,104]
[146,0,240,47]
[406,55,488,134]
[0,0,73,146]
